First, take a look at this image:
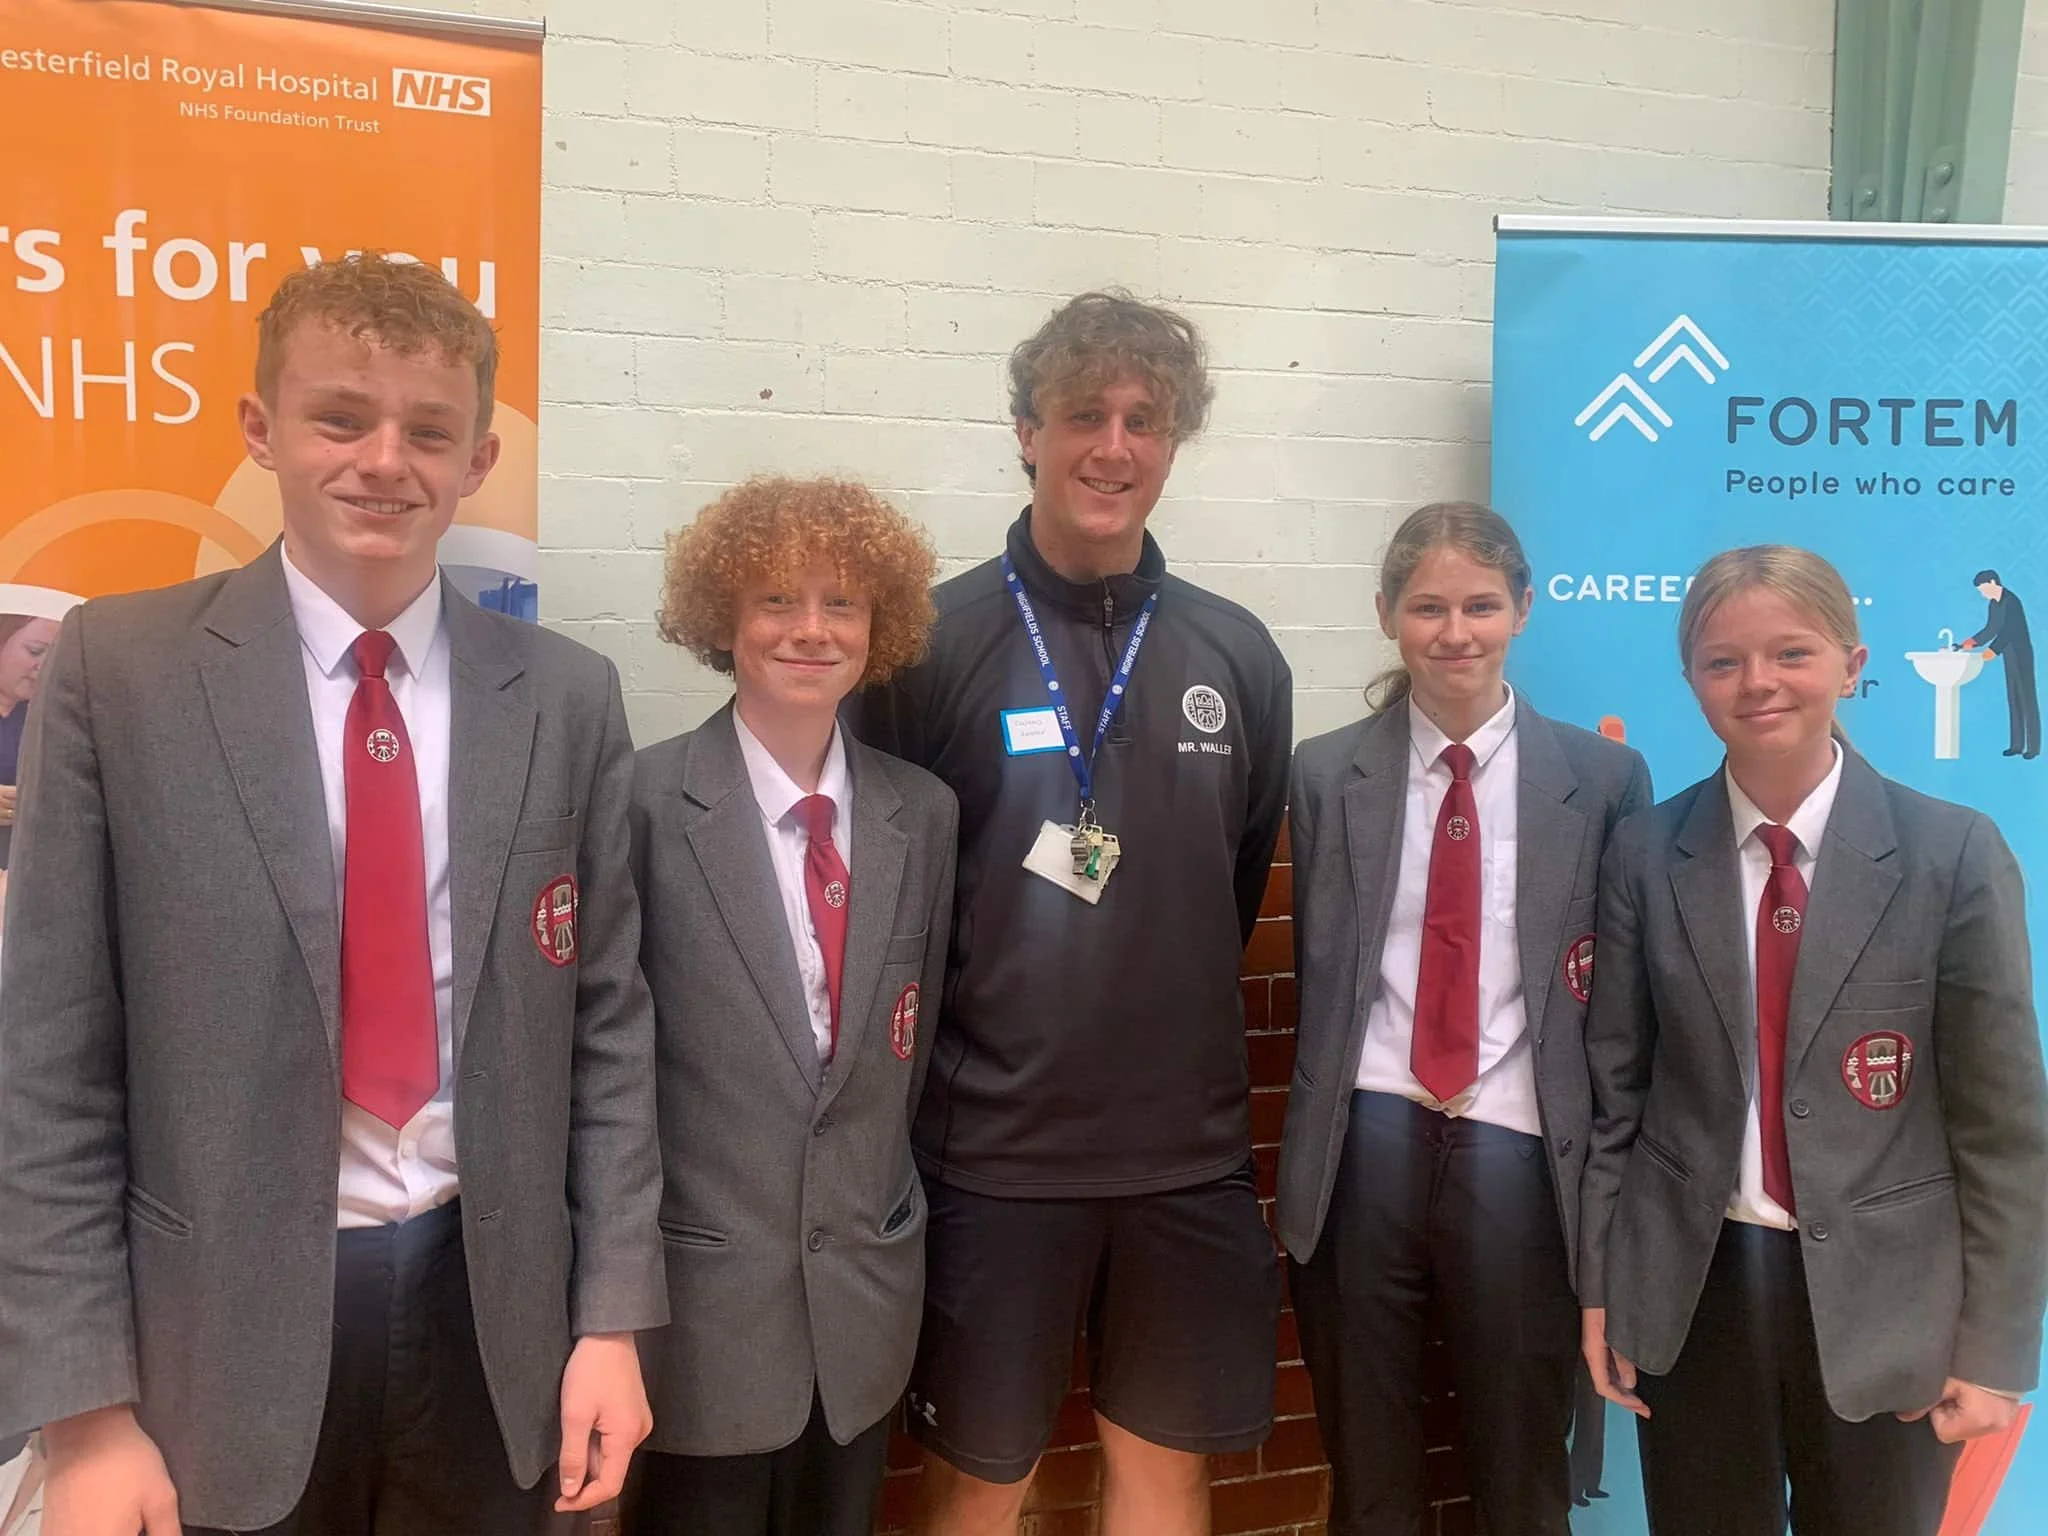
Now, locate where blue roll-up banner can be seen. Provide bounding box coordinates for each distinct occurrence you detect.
[1494,218,2047,1534]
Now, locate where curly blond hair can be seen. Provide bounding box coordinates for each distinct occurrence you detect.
[255,251,499,433]
[657,477,939,686]
[1007,291,1214,479]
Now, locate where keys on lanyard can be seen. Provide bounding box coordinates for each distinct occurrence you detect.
[1069,804,1121,882]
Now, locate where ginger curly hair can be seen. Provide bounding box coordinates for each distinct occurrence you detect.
[657,477,938,686]
[255,251,499,434]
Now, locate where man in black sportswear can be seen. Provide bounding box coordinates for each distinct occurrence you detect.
[855,292,1291,1536]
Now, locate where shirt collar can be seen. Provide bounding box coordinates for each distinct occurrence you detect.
[281,548,444,682]
[733,709,850,835]
[1407,684,1517,775]
[1725,741,1845,860]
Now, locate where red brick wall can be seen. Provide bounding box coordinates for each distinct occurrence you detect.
[870,822,1480,1536]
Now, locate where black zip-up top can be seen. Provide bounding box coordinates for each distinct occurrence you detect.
[854,510,1292,1198]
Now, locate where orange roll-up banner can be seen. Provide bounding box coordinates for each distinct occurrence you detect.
[0,0,542,649]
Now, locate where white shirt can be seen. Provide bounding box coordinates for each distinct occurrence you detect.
[282,552,458,1231]
[1356,689,1541,1137]
[734,711,852,1063]
[1723,744,1844,1230]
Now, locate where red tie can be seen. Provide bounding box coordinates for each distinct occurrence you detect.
[1755,822,1805,1214]
[1413,742,1481,1103]
[796,793,850,1061]
[340,631,437,1129]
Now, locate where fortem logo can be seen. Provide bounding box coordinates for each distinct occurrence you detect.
[391,68,491,116]
[1574,315,1729,443]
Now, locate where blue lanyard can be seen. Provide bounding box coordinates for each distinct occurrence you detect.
[1002,554,1158,810]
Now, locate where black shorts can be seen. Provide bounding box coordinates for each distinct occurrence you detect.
[906,1163,1280,1484]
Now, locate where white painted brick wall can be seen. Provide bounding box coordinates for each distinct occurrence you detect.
[2008,7,2048,223]
[394,0,2036,744]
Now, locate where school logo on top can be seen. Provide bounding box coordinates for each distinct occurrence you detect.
[890,983,920,1060]
[365,727,402,764]
[824,879,848,910]
[531,875,579,967]
[1772,905,1802,934]
[1446,815,1472,841]
[1843,1030,1915,1110]
[1182,684,1227,734]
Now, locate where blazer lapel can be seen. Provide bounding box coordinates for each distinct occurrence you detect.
[1787,753,1901,1071]
[1340,710,1410,1057]
[1514,707,1584,1040]
[683,705,825,1093]
[820,742,907,1112]
[198,546,342,1057]
[443,589,536,1060]
[1669,777,1756,1090]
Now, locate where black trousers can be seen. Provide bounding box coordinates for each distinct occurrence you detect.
[623,1394,890,1536]
[1637,1220,1961,1536]
[191,1201,563,1536]
[2002,647,2040,755]
[1290,1092,1580,1536]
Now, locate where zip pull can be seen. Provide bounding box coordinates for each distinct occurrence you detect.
[1101,586,1115,629]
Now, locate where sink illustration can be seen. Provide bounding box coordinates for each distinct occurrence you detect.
[1906,649,1987,759]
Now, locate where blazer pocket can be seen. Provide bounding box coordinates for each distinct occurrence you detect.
[885,928,929,966]
[125,1184,192,1239]
[510,814,579,855]
[1834,978,1932,1011]
[657,1219,729,1248]
[880,1174,923,1237]
[1852,1171,1956,1212]
[1636,1134,1692,1185]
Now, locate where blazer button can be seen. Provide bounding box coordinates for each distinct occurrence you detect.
[1808,1222,1829,1241]
[808,1229,826,1252]
[813,1117,830,1137]
[1790,1099,1811,1118]
[1558,1138,1575,1156]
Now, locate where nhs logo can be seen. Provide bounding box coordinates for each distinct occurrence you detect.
[1574,315,1729,443]
[391,68,492,116]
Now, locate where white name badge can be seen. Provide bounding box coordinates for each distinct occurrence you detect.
[1024,819,1110,904]
[1001,707,1067,756]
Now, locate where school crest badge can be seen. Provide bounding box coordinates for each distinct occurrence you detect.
[1564,933,1596,1003]
[531,875,579,967]
[890,983,920,1060]
[1843,1030,1915,1110]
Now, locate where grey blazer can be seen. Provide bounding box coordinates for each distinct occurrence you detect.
[0,547,667,1529]
[1580,753,2048,1419]
[629,704,956,1455]
[1276,699,1651,1276]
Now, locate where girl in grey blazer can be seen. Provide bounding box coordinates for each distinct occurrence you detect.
[623,478,957,1536]
[1581,545,2048,1536]
[1278,503,1649,1536]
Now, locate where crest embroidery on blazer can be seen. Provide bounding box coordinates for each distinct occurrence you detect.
[1842,1030,1915,1110]
[531,875,579,967]
[891,983,920,1060]
[1564,933,1596,1003]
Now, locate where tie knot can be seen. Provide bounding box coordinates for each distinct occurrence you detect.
[1758,822,1800,868]
[352,630,398,681]
[795,793,837,844]
[1440,742,1476,782]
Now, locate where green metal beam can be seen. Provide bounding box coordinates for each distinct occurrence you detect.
[1832,0,2028,222]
